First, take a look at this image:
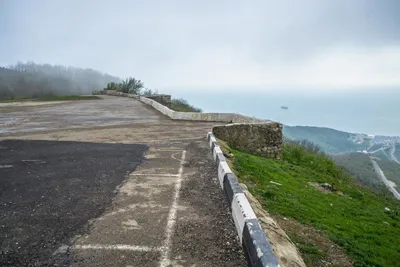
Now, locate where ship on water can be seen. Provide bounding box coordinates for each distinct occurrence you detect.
[281,106,288,110]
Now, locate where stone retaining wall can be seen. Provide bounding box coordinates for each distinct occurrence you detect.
[213,123,283,159]
[146,94,172,108]
[97,90,139,98]
[95,90,270,123]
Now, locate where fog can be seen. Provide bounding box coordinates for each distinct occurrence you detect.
[0,62,120,98]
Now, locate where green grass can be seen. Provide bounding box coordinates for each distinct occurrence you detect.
[170,98,202,112]
[232,143,400,267]
[0,95,100,103]
[289,233,328,264]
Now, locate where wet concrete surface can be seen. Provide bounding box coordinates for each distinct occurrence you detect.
[0,96,247,266]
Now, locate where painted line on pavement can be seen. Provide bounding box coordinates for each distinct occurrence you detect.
[129,173,180,177]
[159,150,187,267]
[72,244,162,252]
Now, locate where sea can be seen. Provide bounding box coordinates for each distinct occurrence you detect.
[169,89,400,137]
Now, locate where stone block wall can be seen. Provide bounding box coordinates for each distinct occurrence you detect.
[146,94,172,108]
[213,123,282,159]
[95,90,138,98]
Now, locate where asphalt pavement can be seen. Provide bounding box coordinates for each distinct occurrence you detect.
[0,96,247,267]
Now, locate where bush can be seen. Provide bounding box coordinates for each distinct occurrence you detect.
[171,98,202,112]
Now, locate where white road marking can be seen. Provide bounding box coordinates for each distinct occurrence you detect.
[159,150,187,267]
[72,244,161,252]
[0,165,13,168]
[129,173,179,177]
[150,149,185,152]
[171,151,188,163]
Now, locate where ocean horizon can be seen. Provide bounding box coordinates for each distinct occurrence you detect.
[169,89,400,137]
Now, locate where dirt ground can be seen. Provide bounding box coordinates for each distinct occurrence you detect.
[0,96,247,267]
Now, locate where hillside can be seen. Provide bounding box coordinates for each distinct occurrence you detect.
[0,62,120,99]
[372,149,391,161]
[395,144,400,161]
[378,159,400,187]
[332,153,385,191]
[283,125,371,154]
[228,142,400,267]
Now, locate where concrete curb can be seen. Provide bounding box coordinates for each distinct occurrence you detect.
[207,132,280,267]
[96,90,270,123]
[140,95,271,123]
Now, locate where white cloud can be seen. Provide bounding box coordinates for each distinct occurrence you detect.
[153,45,400,91]
[2,0,400,92]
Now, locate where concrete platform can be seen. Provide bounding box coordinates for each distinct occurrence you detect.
[0,96,246,266]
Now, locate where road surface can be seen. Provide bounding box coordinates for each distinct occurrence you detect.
[370,159,400,200]
[390,144,400,164]
[0,96,247,266]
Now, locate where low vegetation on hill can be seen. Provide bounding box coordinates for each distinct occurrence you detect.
[170,98,202,112]
[395,145,400,161]
[332,153,386,191]
[104,78,202,112]
[332,151,400,196]
[283,125,369,154]
[228,142,400,266]
[372,149,391,160]
[378,159,400,187]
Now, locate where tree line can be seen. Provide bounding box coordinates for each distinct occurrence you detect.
[104,77,157,96]
[0,61,120,99]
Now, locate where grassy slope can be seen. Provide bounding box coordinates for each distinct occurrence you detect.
[232,144,400,267]
[283,126,368,154]
[0,95,100,102]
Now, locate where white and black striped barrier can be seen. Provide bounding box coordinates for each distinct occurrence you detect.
[207,132,280,267]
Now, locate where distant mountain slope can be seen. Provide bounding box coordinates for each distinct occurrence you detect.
[0,62,120,99]
[333,152,400,196]
[372,149,391,160]
[332,153,385,191]
[285,125,400,197]
[283,125,371,154]
[395,145,400,161]
[379,158,400,186]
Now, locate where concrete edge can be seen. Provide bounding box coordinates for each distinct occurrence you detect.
[207,132,280,267]
[94,90,271,123]
[140,95,271,123]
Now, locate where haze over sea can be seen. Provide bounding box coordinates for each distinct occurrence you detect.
[170,88,400,137]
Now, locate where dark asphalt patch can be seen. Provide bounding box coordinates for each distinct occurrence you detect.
[0,140,148,267]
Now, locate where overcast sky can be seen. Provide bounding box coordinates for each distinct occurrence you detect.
[1,0,399,92]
